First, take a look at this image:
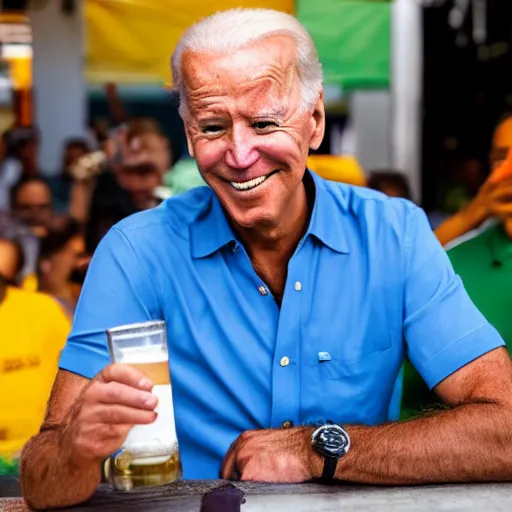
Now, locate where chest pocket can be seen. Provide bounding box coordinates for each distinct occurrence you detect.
[320,337,393,380]
[302,330,401,426]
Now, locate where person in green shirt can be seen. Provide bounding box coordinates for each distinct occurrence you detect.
[398,115,512,420]
[399,221,512,419]
[448,222,512,344]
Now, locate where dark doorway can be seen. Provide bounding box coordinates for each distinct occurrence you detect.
[421,0,512,212]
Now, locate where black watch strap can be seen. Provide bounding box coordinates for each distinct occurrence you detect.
[321,456,338,482]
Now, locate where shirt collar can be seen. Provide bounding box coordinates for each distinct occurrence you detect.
[190,169,351,259]
[306,170,351,254]
[190,192,237,258]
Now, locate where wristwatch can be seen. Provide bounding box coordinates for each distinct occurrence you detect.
[311,423,350,482]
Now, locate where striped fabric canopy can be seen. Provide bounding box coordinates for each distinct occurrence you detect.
[85,0,390,89]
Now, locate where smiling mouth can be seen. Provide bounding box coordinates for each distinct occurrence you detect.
[229,170,279,191]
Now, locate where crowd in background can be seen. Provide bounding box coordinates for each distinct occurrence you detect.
[0,84,206,473]
[2,82,512,474]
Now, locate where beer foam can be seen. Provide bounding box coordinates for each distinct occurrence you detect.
[116,344,168,364]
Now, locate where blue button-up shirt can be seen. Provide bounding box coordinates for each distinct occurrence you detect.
[59,171,504,478]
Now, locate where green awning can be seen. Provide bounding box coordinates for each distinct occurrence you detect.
[297,0,391,90]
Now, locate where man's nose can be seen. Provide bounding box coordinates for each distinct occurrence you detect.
[225,125,259,170]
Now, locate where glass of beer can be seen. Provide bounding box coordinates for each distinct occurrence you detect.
[106,320,182,490]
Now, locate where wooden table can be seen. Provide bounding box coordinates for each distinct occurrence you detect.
[2,476,512,511]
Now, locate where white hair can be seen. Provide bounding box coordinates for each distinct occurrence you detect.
[171,8,323,118]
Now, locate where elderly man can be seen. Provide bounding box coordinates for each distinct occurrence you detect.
[21,8,512,510]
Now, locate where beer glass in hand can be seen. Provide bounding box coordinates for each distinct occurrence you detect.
[106,320,182,490]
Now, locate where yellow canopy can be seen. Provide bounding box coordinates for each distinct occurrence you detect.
[307,155,366,187]
[85,0,294,84]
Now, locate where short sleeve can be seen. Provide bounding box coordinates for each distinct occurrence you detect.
[59,227,160,379]
[403,206,504,389]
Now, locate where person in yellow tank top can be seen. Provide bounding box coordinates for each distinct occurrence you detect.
[0,277,70,473]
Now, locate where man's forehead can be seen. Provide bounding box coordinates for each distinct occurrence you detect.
[182,35,297,95]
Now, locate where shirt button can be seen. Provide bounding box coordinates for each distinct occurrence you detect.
[280,356,290,367]
[282,420,293,429]
[294,281,302,292]
[258,286,268,296]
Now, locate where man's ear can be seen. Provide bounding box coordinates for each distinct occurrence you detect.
[309,90,325,151]
[185,125,195,158]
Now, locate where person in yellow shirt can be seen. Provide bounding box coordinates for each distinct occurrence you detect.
[0,276,70,474]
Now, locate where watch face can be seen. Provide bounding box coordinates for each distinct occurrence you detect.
[313,425,350,459]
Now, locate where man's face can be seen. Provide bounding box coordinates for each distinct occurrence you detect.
[46,235,87,286]
[12,182,53,237]
[129,133,171,175]
[490,118,512,171]
[490,146,509,172]
[182,35,324,230]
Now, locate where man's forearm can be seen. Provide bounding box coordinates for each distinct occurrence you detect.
[20,426,101,510]
[336,402,512,484]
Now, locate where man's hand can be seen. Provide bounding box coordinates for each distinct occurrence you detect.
[435,176,512,246]
[220,427,322,483]
[480,177,512,220]
[61,363,158,466]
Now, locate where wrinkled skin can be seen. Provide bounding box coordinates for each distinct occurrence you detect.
[182,34,324,239]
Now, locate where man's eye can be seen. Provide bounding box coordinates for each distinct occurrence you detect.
[202,125,223,134]
[253,121,277,130]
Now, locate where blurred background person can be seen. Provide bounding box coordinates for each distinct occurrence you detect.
[400,117,512,419]
[435,115,512,247]
[10,177,54,239]
[82,120,168,249]
[0,274,70,475]
[0,127,42,212]
[401,182,512,419]
[0,212,39,285]
[37,220,89,319]
[71,117,204,252]
[367,170,412,200]
[15,130,40,178]
[47,138,90,215]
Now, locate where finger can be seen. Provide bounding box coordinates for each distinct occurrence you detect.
[491,176,512,187]
[221,438,240,480]
[92,404,157,425]
[490,185,512,199]
[73,426,132,461]
[490,204,512,217]
[97,381,158,410]
[97,363,154,391]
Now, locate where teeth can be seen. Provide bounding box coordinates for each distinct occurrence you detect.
[230,174,269,191]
